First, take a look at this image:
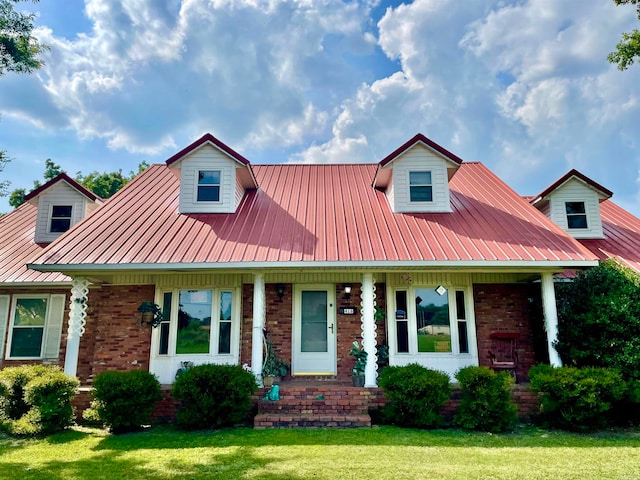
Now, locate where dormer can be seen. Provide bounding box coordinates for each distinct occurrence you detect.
[166,133,258,214]
[372,134,463,213]
[530,169,613,239]
[24,173,103,244]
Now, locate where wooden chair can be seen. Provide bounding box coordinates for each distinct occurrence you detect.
[487,332,518,382]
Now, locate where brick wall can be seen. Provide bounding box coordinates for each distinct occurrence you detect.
[79,285,155,384]
[473,283,541,382]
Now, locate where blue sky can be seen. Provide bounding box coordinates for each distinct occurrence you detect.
[1,0,639,215]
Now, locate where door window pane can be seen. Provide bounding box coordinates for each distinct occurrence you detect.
[416,288,451,352]
[176,290,211,354]
[158,292,172,355]
[301,291,327,352]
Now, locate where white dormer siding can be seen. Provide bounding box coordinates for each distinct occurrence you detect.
[387,144,452,213]
[178,144,242,214]
[547,178,604,239]
[33,182,90,244]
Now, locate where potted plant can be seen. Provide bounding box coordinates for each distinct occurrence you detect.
[137,301,163,328]
[349,340,367,387]
[262,328,289,387]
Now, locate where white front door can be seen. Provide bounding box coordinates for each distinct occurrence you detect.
[292,285,336,375]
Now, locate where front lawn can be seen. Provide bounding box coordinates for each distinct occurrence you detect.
[2,425,640,479]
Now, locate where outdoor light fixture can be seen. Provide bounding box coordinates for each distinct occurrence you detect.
[344,284,352,301]
[276,283,285,301]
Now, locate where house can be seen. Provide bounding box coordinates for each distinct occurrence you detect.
[0,174,102,368]
[9,132,606,394]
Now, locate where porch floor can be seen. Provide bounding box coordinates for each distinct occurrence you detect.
[254,377,383,429]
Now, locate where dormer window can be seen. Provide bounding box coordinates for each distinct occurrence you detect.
[197,170,221,202]
[409,171,433,202]
[50,206,73,233]
[565,202,588,229]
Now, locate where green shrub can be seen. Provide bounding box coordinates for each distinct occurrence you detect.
[453,366,517,433]
[555,260,640,380]
[377,363,451,428]
[0,365,78,436]
[171,364,257,430]
[529,364,626,431]
[86,370,161,433]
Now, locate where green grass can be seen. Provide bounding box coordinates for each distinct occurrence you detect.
[2,425,640,479]
[418,333,451,352]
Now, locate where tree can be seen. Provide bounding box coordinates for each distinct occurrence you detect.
[608,0,640,70]
[7,161,149,208]
[555,259,640,380]
[0,0,47,76]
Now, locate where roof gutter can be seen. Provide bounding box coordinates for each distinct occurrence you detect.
[28,259,599,273]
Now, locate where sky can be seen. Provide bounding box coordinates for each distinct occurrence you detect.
[1,0,639,215]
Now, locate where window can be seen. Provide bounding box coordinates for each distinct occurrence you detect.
[6,295,65,359]
[565,202,588,229]
[50,205,72,233]
[157,289,235,357]
[393,286,469,355]
[197,170,221,202]
[409,171,433,202]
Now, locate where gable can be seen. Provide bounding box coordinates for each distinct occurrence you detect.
[33,181,94,244]
[174,143,249,214]
[381,143,453,213]
[544,178,605,239]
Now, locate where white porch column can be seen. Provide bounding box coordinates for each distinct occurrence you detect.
[251,273,266,385]
[64,277,90,377]
[360,273,377,387]
[541,272,562,367]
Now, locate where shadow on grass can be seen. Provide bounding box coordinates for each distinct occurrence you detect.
[0,444,303,480]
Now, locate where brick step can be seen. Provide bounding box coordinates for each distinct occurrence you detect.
[258,400,369,415]
[254,413,371,429]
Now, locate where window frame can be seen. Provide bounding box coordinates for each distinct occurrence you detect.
[6,295,50,360]
[196,170,222,203]
[391,286,471,356]
[49,205,73,233]
[408,170,434,203]
[154,288,239,358]
[565,201,588,230]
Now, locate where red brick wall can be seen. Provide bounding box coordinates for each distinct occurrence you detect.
[79,285,155,384]
[473,283,540,382]
[0,287,70,371]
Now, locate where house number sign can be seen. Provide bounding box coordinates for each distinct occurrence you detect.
[339,307,358,315]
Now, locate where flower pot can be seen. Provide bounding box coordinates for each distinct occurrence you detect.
[352,374,365,387]
[263,375,281,387]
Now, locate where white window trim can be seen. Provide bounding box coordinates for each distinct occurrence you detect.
[389,285,475,356]
[152,287,240,359]
[195,169,222,204]
[49,205,73,234]
[408,170,434,203]
[565,201,588,230]
[5,294,64,360]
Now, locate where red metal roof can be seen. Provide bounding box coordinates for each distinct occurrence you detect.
[29,161,597,271]
[579,200,640,273]
[24,172,102,203]
[0,203,70,284]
